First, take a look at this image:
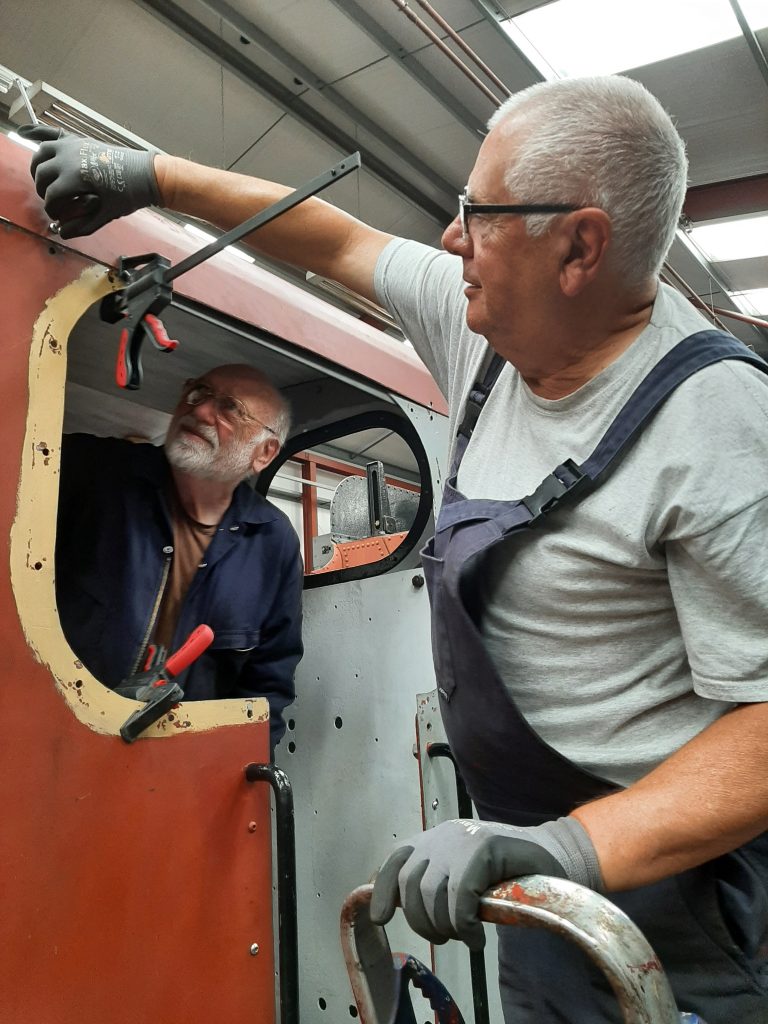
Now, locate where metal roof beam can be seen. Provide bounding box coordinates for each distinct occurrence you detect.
[132,0,453,223]
[195,0,458,204]
[728,0,768,92]
[684,173,768,222]
[328,0,486,138]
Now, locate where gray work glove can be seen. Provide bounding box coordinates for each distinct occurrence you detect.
[370,816,603,951]
[18,124,160,239]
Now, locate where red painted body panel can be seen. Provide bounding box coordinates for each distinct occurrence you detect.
[1,716,274,1023]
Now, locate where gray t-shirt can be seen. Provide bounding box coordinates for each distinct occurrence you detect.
[375,238,768,786]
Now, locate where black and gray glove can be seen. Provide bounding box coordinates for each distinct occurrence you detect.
[370,816,603,951]
[18,125,160,239]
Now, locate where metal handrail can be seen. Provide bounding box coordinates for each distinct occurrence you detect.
[340,877,681,1024]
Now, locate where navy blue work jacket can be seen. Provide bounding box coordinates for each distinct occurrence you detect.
[56,434,303,747]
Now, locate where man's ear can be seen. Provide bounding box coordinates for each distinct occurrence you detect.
[559,208,612,296]
[251,437,281,474]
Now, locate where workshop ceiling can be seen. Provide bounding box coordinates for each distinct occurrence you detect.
[2,0,767,350]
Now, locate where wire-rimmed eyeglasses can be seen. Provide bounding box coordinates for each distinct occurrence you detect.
[458,189,581,241]
[182,379,277,435]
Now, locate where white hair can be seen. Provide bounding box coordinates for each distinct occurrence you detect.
[268,392,292,447]
[487,75,688,290]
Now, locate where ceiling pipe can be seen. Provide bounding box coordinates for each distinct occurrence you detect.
[661,266,728,333]
[412,0,511,97]
[687,297,768,331]
[329,0,485,137]
[662,264,768,344]
[388,0,504,106]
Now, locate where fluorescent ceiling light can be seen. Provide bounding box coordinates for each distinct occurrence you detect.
[7,130,39,151]
[731,288,768,315]
[500,19,560,80]
[504,0,768,78]
[183,222,254,263]
[687,215,768,262]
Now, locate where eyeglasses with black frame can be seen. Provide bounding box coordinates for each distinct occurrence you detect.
[182,379,278,436]
[458,189,581,241]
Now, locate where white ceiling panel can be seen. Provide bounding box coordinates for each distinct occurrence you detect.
[226,0,386,83]
[633,36,768,186]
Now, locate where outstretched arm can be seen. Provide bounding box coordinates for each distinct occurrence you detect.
[154,154,391,303]
[21,127,392,303]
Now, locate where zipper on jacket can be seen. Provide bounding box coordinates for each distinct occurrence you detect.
[128,549,173,676]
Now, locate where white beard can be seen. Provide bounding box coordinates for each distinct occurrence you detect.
[165,417,264,482]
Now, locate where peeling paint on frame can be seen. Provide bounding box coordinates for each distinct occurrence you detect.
[9,264,268,738]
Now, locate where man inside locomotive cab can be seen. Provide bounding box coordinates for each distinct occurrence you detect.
[22,74,768,1023]
[55,364,303,752]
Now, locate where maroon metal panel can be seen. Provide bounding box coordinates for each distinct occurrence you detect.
[683,173,768,222]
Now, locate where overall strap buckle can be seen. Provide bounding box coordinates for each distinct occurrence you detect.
[520,459,589,521]
[457,352,505,441]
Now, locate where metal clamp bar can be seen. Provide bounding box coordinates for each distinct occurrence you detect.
[245,763,299,1024]
[341,879,680,1024]
[166,151,361,283]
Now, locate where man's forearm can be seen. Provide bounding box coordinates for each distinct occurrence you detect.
[571,700,768,890]
[154,154,390,302]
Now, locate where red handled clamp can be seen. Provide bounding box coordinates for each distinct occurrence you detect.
[116,624,214,743]
[98,152,363,393]
[100,253,178,391]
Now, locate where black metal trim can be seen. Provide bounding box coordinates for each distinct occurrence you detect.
[427,743,490,1024]
[244,763,298,1024]
[258,409,434,591]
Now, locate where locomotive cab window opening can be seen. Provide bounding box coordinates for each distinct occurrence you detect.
[61,297,433,635]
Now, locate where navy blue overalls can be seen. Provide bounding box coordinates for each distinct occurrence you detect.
[420,331,768,1023]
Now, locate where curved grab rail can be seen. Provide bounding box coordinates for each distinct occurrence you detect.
[340,877,680,1024]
